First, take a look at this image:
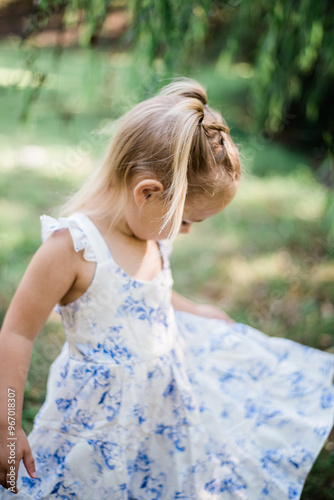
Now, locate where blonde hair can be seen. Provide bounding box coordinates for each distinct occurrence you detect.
[60,78,241,241]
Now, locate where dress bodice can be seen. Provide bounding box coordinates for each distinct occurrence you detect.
[41,212,176,364]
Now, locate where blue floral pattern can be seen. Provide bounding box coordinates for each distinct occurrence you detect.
[1,212,333,500]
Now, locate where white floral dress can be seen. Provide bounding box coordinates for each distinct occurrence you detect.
[1,212,333,500]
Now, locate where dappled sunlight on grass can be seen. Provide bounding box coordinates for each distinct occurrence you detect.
[223,251,293,285]
[0,67,59,89]
[233,173,326,219]
[311,263,334,283]
[0,199,34,250]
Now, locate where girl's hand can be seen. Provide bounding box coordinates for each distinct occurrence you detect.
[195,304,235,324]
[0,426,37,494]
[172,291,234,323]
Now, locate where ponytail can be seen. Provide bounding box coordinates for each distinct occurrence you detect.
[159,97,205,240]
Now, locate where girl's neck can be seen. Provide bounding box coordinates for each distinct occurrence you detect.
[79,202,162,281]
[81,200,147,245]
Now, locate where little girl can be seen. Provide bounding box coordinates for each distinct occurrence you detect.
[0,79,333,500]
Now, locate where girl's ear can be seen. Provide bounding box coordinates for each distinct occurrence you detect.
[133,179,164,208]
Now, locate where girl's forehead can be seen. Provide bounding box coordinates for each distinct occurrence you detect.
[183,192,230,220]
[185,183,238,215]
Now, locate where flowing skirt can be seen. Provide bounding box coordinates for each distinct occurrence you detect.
[1,311,333,499]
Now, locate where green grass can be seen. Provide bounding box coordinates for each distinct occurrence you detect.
[0,40,333,498]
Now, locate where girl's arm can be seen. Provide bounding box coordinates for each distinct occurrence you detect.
[171,290,234,323]
[0,228,82,493]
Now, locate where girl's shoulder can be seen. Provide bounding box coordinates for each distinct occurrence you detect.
[40,214,97,263]
[40,214,101,307]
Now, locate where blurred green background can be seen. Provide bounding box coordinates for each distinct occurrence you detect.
[0,0,333,497]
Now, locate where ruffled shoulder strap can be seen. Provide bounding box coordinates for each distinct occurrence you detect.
[40,212,110,263]
[40,212,173,266]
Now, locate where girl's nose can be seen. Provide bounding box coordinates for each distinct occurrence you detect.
[179,223,193,234]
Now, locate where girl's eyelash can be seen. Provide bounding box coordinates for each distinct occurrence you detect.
[182,220,203,224]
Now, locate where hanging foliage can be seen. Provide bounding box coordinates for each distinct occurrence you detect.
[227,1,333,138]
[129,0,212,74]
